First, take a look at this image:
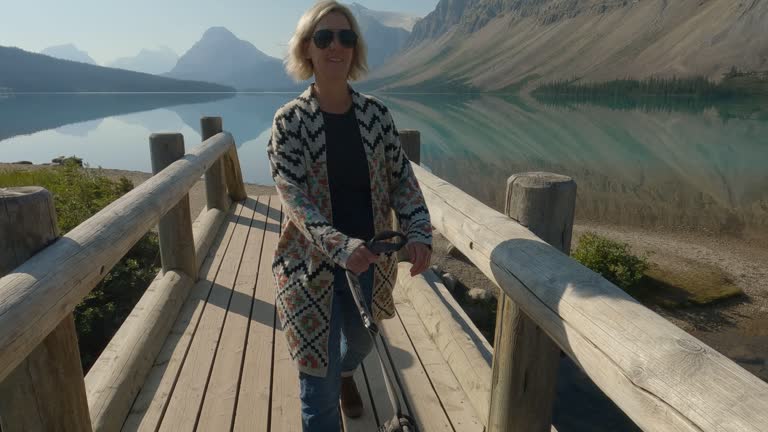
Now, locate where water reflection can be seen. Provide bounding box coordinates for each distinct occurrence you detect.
[0,93,233,141]
[381,94,768,244]
[1,92,766,244]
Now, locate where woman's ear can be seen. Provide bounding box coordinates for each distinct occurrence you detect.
[302,39,311,59]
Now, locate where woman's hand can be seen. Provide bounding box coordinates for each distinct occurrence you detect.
[346,244,378,275]
[406,243,431,276]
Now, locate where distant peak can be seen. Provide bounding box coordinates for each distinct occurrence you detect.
[202,26,237,39]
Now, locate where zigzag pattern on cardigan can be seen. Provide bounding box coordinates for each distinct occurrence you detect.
[267,84,432,377]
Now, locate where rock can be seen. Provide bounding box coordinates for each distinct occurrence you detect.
[12,161,33,165]
[467,287,493,302]
[52,156,83,166]
[441,272,458,292]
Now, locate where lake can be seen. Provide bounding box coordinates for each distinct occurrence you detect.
[2,92,767,430]
[2,92,766,245]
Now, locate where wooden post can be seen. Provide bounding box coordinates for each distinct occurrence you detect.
[201,117,229,211]
[150,133,197,278]
[0,187,93,432]
[487,172,576,432]
[222,137,247,202]
[396,130,421,262]
[399,130,421,164]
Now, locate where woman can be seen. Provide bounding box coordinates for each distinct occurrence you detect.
[267,1,433,430]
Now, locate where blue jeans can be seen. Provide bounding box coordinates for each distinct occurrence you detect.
[299,266,375,432]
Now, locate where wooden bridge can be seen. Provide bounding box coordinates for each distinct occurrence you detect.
[1,116,768,431]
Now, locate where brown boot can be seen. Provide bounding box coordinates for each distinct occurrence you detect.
[340,376,363,418]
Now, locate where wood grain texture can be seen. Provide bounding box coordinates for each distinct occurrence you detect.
[0,132,237,383]
[122,203,242,431]
[201,117,229,212]
[224,145,247,202]
[412,164,768,432]
[88,200,231,431]
[192,207,229,274]
[379,306,454,431]
[197,197,267,430]
[488,172,576,432]
[85,270,193,432]
[158,201,254,431]
[393,285,484,432]
[270,315,302,432]
[233,196,281,432]
[342,368,379,432]
[396,265,492,425]
[0,187,91,432]
[150,133,197,278]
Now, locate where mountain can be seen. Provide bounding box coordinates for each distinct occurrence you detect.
[167,27,297,91]
[108,47,179,75]
[349,3,416,69]
[368,0,768,92]
[0,46,234,93]
[41,44,97,65]
[349,2,420,32]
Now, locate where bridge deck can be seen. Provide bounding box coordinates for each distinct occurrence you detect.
[121,195,484,432]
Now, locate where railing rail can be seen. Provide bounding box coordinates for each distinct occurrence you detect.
[0,118,245,431]
[411,162,768,432]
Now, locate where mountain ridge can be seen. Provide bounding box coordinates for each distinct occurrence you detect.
[167,27,297,91]
[0,46,234,93]
[370,0,768,91]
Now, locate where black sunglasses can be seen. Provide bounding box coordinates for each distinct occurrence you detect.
[312,29,357,49]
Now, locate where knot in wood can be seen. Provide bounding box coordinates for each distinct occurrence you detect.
[676,338,704,353]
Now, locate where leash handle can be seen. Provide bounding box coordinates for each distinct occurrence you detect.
[365,230,407,255]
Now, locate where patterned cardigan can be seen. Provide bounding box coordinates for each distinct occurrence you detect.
[267,84,432,377]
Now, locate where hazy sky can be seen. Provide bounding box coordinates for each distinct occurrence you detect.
[1,1,439,65]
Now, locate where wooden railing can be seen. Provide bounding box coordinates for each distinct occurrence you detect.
[406,146,768,431]
[0,117,245,431]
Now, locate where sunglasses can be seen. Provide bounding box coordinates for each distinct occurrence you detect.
[312,29,357,49]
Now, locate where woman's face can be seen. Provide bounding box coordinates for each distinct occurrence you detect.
[305,12,355,83]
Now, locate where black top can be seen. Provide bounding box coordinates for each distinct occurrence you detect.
[323,107,375,242]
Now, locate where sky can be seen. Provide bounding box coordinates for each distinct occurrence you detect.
[1,0,440,65]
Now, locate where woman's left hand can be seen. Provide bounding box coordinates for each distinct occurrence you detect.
[406,242,431,276]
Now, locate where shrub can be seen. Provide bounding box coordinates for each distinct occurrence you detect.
[0,162,159,371]
[572,232,649,290]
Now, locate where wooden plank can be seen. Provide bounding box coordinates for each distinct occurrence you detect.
[157,200,255,431]
[122,202,242,432]
[412,164,768,432]
[197,196,267,430]
[393,289,484,432]
[0,132,236,383]
[233,196,281,431]
[268,203,302,431]
[89,198,229,432]
[378,306,454,431]
[86,270,194,432]
[361,336,410,429]
[396,264,492,424]
[341,368,379,432]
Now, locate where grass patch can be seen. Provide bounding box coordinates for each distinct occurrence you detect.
[0,161,160,371]
[573,232,650,291]
[573,232,743,309]
[628,260,744,308]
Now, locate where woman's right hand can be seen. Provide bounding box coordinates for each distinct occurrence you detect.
[346,244,378,274]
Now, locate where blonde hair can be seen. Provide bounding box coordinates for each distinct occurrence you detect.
[285,1,368,82]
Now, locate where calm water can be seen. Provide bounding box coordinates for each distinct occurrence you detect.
[2,92,766,244]
[3,92,766,430]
